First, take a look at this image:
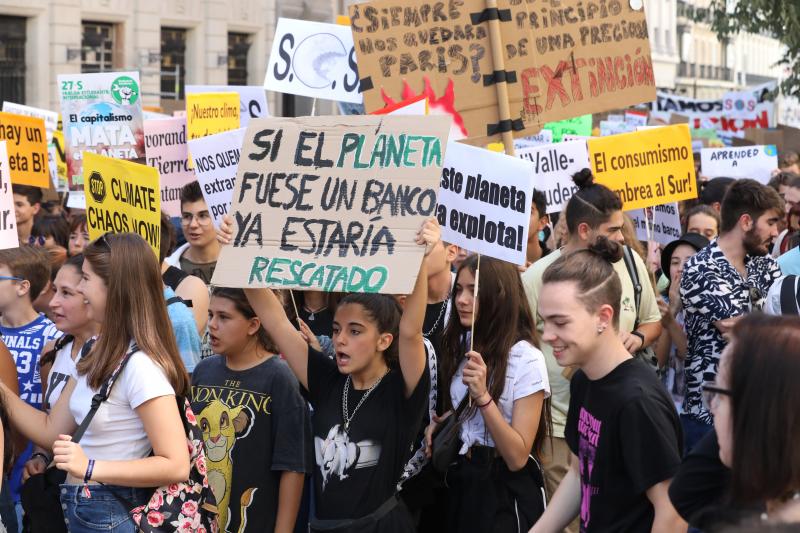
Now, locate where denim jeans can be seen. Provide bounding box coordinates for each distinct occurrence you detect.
[59,484,150,533]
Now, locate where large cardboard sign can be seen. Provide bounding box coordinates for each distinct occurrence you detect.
[185,85,269,127]
[439,141,534,264]
[187,128,247,227]
[516,140,591,214]
[58,72,145,195]
[143,117,193,216]
[83,153,161,255]
[628,202,682,246]
[589,124,697,210]
[2,102,58,142]
[544,115,592,142]
[186,92,241,140]
[212,115,451,294]
[266,18,362,104]
[0,142,19,250]
[0,112,49,187]
[700,145,778,184]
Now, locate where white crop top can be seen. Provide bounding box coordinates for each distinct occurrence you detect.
[69,350,174,461]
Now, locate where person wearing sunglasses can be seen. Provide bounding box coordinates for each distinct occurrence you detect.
[679,179,783,453]
[165,181,220,286]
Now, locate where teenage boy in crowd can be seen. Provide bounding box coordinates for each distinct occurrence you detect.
[11,186,42,245]
[773,175,800,257]
[165,181,221,285]
[699,177,734,213]
[0,246,61,524]
[526,189,551,266]
[679,179,783,452]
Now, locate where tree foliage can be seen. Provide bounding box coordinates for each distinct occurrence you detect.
[706,0,800,98]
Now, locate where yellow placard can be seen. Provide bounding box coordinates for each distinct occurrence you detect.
[83,152,161,256]
[588,124,697,211]
[0,112,50,187]
[52,130,68,190]
[186,92,240,140]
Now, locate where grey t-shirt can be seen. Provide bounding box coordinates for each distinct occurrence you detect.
[190,355,311,532]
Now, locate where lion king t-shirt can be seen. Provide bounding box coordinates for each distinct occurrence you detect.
[190,355,311,532]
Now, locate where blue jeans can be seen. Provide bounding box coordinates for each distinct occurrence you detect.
[59,484,150,533]
[680,413,713,456]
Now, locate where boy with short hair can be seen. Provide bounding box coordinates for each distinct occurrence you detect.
[0,245,61,519]
[11,185,42,245]
[165,181,221,285]
[526,189,551,265]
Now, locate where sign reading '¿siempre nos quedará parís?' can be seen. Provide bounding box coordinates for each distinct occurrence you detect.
[212,115,451,294]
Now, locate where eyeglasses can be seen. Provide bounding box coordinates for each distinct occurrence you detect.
[27,235,46,247]
[180,212,212,226]
[702,383,732,411]
[0,276,23,282]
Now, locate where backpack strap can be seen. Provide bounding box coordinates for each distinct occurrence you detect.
[622,245,642,328]
[72,343,139,443]
[780,275,800,315]
[166,296,184,307]
[39,334,75,369]
[162,266,193,308]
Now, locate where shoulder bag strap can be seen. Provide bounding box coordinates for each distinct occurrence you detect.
[72,343,139,443]
[780,275,800,316]
[622,245,642,328]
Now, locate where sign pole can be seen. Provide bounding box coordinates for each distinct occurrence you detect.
[485,0,516,157]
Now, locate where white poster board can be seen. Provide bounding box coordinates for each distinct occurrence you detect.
[439,141,534,264]
[700,145,778,184]
[185,85,269,127]
[0,142,19,250]
[265,18,362,104]
[516,140,591,214]
[628,202,682,246]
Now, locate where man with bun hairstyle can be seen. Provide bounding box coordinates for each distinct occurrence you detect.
[522,169,662,526]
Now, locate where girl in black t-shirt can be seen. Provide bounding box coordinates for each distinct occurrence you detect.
[190,287,309,533]
[426,255,551,532]
[217,216,438,532]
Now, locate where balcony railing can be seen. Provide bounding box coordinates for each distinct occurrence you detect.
[678,62,734,81]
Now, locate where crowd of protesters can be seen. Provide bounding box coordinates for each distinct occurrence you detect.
[0,151,794,533]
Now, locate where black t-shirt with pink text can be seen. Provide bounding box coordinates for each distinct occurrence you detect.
[565,359,682,532]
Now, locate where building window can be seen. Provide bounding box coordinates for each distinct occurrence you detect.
[161,27,187,99]
[0,16,26,105]
[82,22,116,73]
[228,32,252,85]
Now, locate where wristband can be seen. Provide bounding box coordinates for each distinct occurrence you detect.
[84,459,95,483]
[631,330,645,348]
[476,394,492,409]
[30,452,50,464]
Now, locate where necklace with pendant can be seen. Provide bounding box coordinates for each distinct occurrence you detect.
[342,370,389,433]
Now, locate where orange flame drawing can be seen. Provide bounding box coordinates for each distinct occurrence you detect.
[381,77,467,139]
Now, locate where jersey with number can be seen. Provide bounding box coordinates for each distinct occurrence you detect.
[0,314,62,409]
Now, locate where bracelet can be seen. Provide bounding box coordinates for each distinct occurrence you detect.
[84,459,95,483]
[631,330,645,348]
[476,394,492,409]
[30,452,50,464]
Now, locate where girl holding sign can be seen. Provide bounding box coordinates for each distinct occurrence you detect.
[425,254,550,532]
[217,215,437,532]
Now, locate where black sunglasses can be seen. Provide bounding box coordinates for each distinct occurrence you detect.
[702,383,732,410]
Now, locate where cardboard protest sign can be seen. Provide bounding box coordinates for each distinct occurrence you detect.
[628,202,682,246]
[187,128,247,227]
[186,92,241,140]
[439,141,534,264]
[0,112,50,188]
[349,0,538,146]
[589,124,697,210]
[2,102,58,142]
[144,117,193,216]
[82,152,161,255]
[516,140,591,214]
[212,115,451,294]
[59,71,145,208]
[544,115,592,142]
[0,143,19,250]
[700,145,778,184]
[266,18,362,104]
[185,85,269,127]
[371,95,426,116]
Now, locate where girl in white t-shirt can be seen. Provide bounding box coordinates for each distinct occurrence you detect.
[0,232,191,533]
[426,255,551,533]
[22,255,98,485]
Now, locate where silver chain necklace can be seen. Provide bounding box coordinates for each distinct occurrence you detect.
[424,293,450,337]
[342,370,389,432]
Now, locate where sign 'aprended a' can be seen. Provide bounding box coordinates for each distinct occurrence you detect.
[589,124,697,211]
[82,152,161,256]
[212,115,451,294]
